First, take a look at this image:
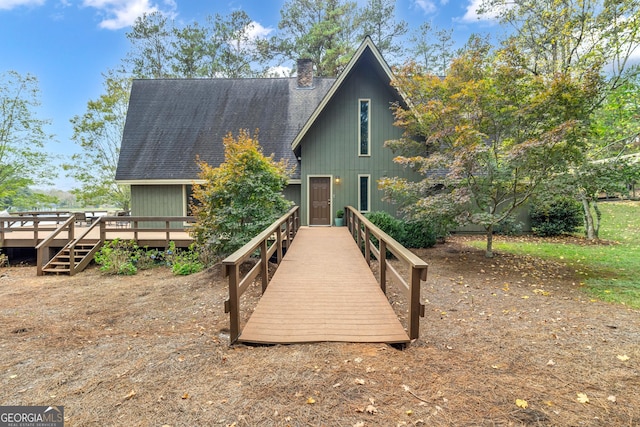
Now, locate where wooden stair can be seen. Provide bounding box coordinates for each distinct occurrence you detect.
[42,240,103,275]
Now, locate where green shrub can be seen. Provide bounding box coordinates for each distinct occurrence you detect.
[401,221,437,248]
[366,211,404,239]
[169,243,204,276]
[530,197,583,237]
[94,240,203,276]
[365,211,437,250]
[94,239,140,275]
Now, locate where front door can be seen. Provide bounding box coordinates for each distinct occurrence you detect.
[309,177,331,226]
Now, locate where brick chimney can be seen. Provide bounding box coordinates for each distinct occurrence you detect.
[297,58,314,89]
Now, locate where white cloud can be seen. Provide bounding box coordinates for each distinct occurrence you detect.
[246,21,272,40]
[414,0,436,14]
[82,0,177,30]
[460,0,504,23]
[0,0,45,10]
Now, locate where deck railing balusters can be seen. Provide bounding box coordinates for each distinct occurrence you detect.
[345,206,428,341]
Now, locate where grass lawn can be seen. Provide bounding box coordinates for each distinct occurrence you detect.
[466,200,640,309]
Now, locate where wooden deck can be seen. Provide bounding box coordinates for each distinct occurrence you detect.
[238,227,410,344]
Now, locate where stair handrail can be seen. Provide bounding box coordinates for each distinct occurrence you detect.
[35,215,75,276]
[66,217,104,275]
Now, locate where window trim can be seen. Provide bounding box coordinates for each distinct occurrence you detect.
[358,98,371,157]
[358,174,371,213]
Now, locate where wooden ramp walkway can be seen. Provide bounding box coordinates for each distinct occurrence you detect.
[238,227,410,345]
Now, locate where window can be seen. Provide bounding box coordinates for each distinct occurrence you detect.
[358,175,370,212]
[359,99,370,156]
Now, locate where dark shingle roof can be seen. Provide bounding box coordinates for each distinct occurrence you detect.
[116,77,335,181]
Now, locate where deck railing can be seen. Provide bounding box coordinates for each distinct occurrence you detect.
[2,215,75,248]
[97,216,196,247]
[222,207,300,344]
[344,206,428,340]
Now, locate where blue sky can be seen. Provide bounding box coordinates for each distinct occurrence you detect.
[0,0,499,190]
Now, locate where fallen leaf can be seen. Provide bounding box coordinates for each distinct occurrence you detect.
[353,422,365,427]
[515,399,528,409]
[124,390,136,400]
[608,395,617,403]
[576,393,589,404]
[617,355,630,361]
[306,397,316,404]
[547,359,556,366]
[355,378,365,385]
[354,357,363,364]
[406,409,414,415]
[365,404,377,414]
[181,393,189,400]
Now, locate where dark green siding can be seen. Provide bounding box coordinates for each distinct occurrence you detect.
[131,184,185,228]
[299,54,420,225]
[284,183,301,207]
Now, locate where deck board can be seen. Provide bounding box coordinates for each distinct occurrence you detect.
[238,227,409,344]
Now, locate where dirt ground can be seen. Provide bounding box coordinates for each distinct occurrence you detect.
[0,235,638,426]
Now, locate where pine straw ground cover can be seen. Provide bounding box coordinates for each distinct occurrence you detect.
[0,236,638,426]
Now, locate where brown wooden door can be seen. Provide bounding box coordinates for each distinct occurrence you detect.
[309,177,331,226]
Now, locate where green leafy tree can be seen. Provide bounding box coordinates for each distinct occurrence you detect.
[480,0,640,239]
[381,38,598,257]
[358,0,408,61]
[409,23,456,76]
[208,10,272,78]
[0,71,55,207]
[190,130,293,258]
[65,72,131,210]
[124,11,174,78]
[276,0,359,76]
[170,22,208,78]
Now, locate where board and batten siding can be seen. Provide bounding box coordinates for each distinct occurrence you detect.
[299,54,420,225]
[131,184,186,228]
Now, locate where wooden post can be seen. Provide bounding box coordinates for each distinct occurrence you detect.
[99,218,106,243]
[408,266,421,340]
[379,240,387,294]
[227,264,241,344]
[276,226,283,264]
[364,227,371,265]
[69,245,75,276]
[261,239,269,293]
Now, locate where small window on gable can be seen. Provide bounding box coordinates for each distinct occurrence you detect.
[359,174,370,212]
[359,99,370,156]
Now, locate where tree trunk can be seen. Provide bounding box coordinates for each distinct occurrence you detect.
[594,200,601,239]
[485,224,494,258]
[581,195,595,240]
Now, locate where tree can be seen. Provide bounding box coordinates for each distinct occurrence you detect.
[480,0,640,239]
[409,23,455,76]
[171,22,208,78]
[358,0,408,61]
[207,11,272,78]
[190,130,293,258]
[124,11,174,78]
[276,0,359,76]
[65,72,131,210]
[0,71,54,206]
[380,38,597,257]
